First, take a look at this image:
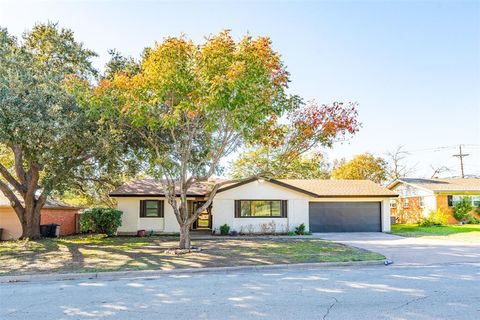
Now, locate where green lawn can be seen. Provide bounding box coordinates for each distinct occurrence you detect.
[391,224,480,243]
[0,235,384,276]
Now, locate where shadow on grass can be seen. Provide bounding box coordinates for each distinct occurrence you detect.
[0,236,383,276]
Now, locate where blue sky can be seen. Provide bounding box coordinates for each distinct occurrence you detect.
[1,0,479,177]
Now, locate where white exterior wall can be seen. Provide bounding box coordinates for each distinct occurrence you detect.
[116,197,183,234]
[115,180,395,234]
[392,183,433,198]
[212,180,310,233]
[422,195,437,217]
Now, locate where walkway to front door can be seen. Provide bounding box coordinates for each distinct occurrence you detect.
[192,201,212,230]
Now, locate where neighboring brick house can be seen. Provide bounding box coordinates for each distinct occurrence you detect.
[387,178,480,224]
[0,193,81,240]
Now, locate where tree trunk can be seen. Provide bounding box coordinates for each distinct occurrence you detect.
[20,205,41,239]
[179,224,191,249]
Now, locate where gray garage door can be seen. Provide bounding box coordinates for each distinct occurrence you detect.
[309,202,381,232]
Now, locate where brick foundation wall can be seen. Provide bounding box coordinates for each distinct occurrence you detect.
[40,209,80,236]
[391,197,423,224]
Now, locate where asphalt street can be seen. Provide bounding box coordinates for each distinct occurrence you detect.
[1,263,479,320]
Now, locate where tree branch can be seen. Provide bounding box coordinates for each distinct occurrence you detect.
[12,146,27,185]
[0,179,24,222]
[0,163,25,196]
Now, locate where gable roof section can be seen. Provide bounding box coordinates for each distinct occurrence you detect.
[109,179,221,197]
[388,178,480,193]
[111,178,397,198]
[216,178,320,197]
[277,179,397,197]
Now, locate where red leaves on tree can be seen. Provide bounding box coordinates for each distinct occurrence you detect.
[288,101,361,149]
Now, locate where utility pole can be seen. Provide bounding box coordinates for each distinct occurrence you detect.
[453,145,469,178]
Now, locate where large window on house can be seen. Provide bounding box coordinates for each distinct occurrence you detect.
[235,200,287,218]
[448,195,480,208]
[140,200,164,218]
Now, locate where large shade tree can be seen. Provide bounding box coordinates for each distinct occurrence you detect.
[75,31,360,248]
[331,153,387,184]
[230,149,331,179]
[0,24,114,238]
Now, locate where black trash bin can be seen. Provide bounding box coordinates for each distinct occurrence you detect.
[49,224,60,237]
[0,228,3,241]
[40,225,50,237]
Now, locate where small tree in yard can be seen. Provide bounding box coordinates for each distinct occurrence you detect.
[0,24,117,238]
[452,197,473,222]
[75,31,360,249]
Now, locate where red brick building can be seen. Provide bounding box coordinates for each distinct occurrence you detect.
[388,178,480,224]
[0,194,81,240]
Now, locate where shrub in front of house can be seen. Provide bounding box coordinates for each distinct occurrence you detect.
[452,197,473,222]
[219,224,230,236]
[421,209,448,226]
[80,208,123,236]
[295,223,306,235]
[466,215,480,224]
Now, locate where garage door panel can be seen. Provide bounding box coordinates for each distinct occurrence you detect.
[309,202,381,232]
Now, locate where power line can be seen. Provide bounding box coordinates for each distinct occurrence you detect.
[403,144,480,154]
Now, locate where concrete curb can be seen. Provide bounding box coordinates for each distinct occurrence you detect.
[0,260,384,284]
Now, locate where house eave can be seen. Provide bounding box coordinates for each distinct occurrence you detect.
[216,177,320,198]
[314,194,398,198]
[109,193,207,198]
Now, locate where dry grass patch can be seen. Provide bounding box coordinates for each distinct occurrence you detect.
[0,235,384,276]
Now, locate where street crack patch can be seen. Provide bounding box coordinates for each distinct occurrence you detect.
[322,297,339,320]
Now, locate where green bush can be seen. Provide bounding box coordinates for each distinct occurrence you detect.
[421,209,448,226]
[287,231,296,236]
[80,208,123,236]
[219,224,230,236]
[295,223,306,235]
[466,214,480,224]
[452,197,472,222]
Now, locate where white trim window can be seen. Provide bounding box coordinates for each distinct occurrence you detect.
[419,197,425,208]
[403,198,409,208]
[448,195,480,208]
[472,196,480,208]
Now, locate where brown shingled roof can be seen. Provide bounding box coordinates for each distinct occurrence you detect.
[390,178,480,192]
[0,192,80,209]
[278,179,397,197]
[109,179,222,196]
[110,178,397,198]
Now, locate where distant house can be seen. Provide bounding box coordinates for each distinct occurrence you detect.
[109,178,397,234]
[387,178,480,223]
[0,193,81,240]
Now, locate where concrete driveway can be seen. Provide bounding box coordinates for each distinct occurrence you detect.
[315,232,480,265]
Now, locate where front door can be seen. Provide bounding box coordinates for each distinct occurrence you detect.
[192,201,212,230]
